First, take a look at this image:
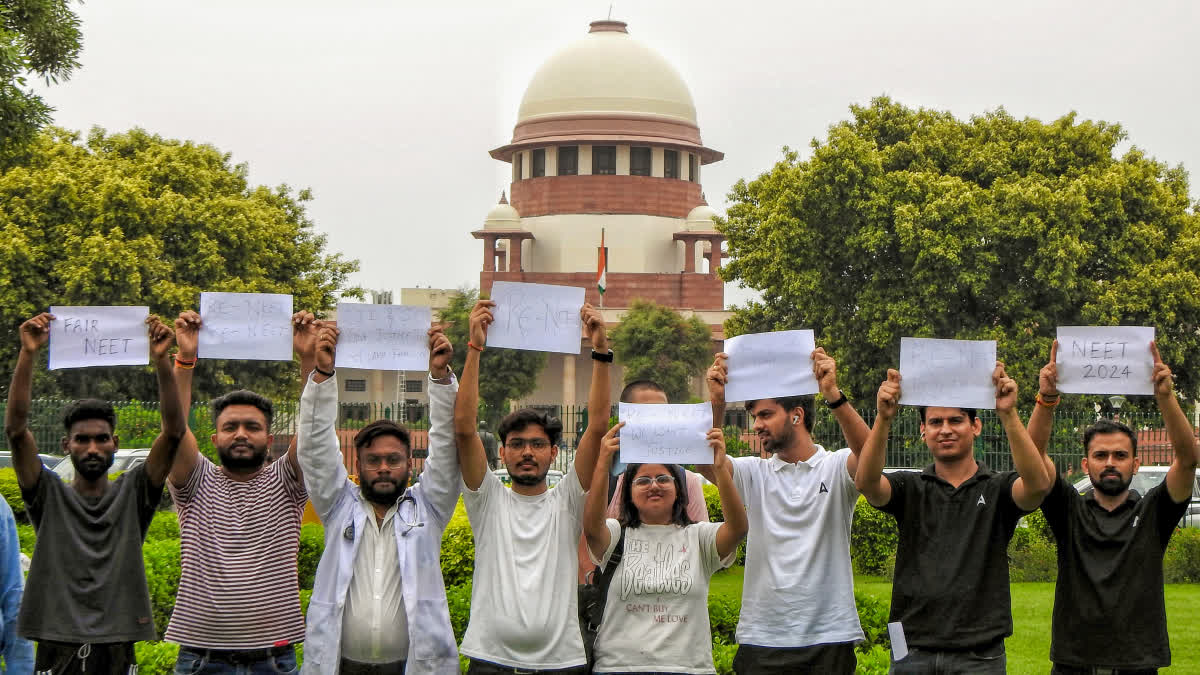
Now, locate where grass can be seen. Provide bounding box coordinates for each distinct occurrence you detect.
[711,568,1200,673]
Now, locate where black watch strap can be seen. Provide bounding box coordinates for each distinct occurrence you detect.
[825,390,849,409]
[591,349,614,363]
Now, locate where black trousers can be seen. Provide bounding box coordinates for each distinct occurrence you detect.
[35,640,136,675]
[733,641,857,675]
[339,658,407,675]
[466,659,588,675]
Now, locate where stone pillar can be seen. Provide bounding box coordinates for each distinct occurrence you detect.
[482,234,497,272]
[683,239,696,273]
[509,236,524,272]
[562,352,576,408]
[706,236,723,272]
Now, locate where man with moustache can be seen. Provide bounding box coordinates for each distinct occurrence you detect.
[1027,341,1198,674]
[165,310,315,673]
[5,313,185,674]
[294,319,460,675]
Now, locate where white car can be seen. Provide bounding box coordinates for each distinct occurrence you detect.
[52,449,151,482]
[493,468,565,489]
[1072,465,1200,528]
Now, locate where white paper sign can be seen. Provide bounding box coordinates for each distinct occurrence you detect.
[1056,326,1155,395]
[898,337,996,409]
[488,281,585,354]
[618,402,714,465]
[334,302,431,371]
[48,306,150,370]
[724,330,818,402]
[198,292,293,361]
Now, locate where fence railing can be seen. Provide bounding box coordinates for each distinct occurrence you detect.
[3,400,1185,479]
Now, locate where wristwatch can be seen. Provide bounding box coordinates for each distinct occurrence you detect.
[591,349,614,363]
[825,390,849,409]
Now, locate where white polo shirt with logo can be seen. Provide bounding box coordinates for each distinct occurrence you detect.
[731,447,864,648]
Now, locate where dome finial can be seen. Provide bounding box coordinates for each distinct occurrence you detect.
[499,191,508,204]
[589,19,627,33]
[700,192,708,205]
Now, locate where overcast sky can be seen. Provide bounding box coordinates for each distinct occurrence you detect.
[33,0,1199,308]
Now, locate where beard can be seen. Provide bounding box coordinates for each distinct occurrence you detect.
[71,453,115,481]
[360,472,409,506]
[762,423,795,454]
[1091,469,1132,496]
[508,459,549,486]
[216,440,270,471]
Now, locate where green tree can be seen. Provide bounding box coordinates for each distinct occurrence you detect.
[0,126,361,401]
[720,96,1200,408]
[610,299,712,403]
[439,287,546,426]
[0,0,82,162]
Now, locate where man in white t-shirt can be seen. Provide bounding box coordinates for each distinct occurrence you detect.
[704,348,871,675]
[453,299,611,674]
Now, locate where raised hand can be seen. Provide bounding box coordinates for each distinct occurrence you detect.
[292,311,321,362]
[600,422,623,461]
[707,353,728,403]
[581,303,608,352]
[174,310,201,359]
[1039,340,1060,400]
[1150,341,1174,398]
[146,315,175,361]
[812,347,840,400]
[469,300,495,349]
[706,427,727,471]
[994,361,1018,413]
[428,324,453,378]
[18,313,54,353]
[877,369,901,420]
[314,324,339,375]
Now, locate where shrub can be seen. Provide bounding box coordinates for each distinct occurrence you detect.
[854,589,891,654]
[1164,527,1200,583]
[0,469,25,521]
[701,484,747,566]
[134,641,179,675]
[142,538,182,636]
[16,523,35,555]
[440,499,475,587]
[146,511,180,541]
[712,636,737,675]
[298,523,325,591]
[707,592,739,644]
[1008,516,1058,582]
[446,581,472,642]
[856,644,891,674]
[851,496,898,575]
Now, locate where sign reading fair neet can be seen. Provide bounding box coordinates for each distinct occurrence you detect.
[1056,326,1155,395]
[334,303,431,371]
[49,306,149,370]
[723,329,818,402]
[898,337,997,410]
[618,402,713,465]
[488,281,585,354]
[198,292,293,361]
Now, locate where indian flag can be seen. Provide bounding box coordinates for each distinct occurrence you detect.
[597,228,607,296]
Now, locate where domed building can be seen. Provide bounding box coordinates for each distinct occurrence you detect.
[473,19,731,409]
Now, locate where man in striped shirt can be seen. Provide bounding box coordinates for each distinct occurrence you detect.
[165,310,312,673]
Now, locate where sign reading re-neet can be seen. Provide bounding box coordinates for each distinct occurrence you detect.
[334,302,431,371]
[618,402,713,465]
[723,329,818,402]
[1056,326,1154,395]
[49,306,149,370]
[898,337,996,409]
[198,292,293,361]
[488,281,585,354]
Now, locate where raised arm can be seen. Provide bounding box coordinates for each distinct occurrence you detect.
[573,303,610,490]
[168,310,201,489]
[998,361,1052,510]
[584,423,622,560]
[143,316,187,486]
[454,300,494,491]
[813,347,870,477]
[855,369,899,507]
[697,354,731,484]
[295,320,347,518]
[1152,342,1200,503]
[418,325,461,524]
[4,313,52,489]
[1026,340,1061,480]
[707,428,748,559]
[283,311,321,482]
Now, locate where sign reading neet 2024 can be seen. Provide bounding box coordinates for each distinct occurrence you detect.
[1056,326,1155,396]
[198,292,293,361]
[334,303,431,371]
[48,306,150,370]
[618,402,714,465]
[723,329,818,402]
[898,337,997,410]
[488,281,585,354]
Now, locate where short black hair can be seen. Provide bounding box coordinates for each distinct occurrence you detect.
[917,406,978,424]
[497,408,563,447]
[620,380,667,403]
[746,396,815,433]
[211,390,274,427]
[618,463,694,528]
[1083,419,1138,457]
[62,399,116,433]
[355,420,412,456]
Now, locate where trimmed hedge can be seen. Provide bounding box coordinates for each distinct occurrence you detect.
[0,469,26,520]
[1165,527,1200,583]
[440,500,475,588]
[851,496,898,575]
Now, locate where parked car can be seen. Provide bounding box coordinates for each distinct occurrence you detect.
[0,452,65,470]
[52,449,151,482]
[1072,465,1200,528]
[493,468,565,488]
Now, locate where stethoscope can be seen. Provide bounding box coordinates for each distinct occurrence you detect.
[344,491,424,541]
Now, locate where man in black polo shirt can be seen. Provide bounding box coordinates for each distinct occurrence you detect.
[856,362,1052,674]
[1027,340,1197,674]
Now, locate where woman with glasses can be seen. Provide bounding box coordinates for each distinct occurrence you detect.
[582,422,748,674]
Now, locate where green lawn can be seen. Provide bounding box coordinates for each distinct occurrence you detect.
[711,568,1200,673]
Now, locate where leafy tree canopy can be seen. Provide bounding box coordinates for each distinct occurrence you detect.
[721,96,1200,409]
[610,299,713,403]
[0,126,361,402]
[439,287,546,426]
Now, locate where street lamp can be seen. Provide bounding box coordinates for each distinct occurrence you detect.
[1108,395,1126,421]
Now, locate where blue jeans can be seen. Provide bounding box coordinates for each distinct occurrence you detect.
[890,641,1006,674]
[174,646,298,675]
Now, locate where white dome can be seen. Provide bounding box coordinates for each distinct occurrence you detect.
[686,204,718,230]
[517,21,697,126]
[484,198,521,230]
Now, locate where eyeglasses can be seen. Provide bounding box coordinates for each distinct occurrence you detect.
[632,474,675,488]
[362,453,407,469]
[506,438,551,451]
